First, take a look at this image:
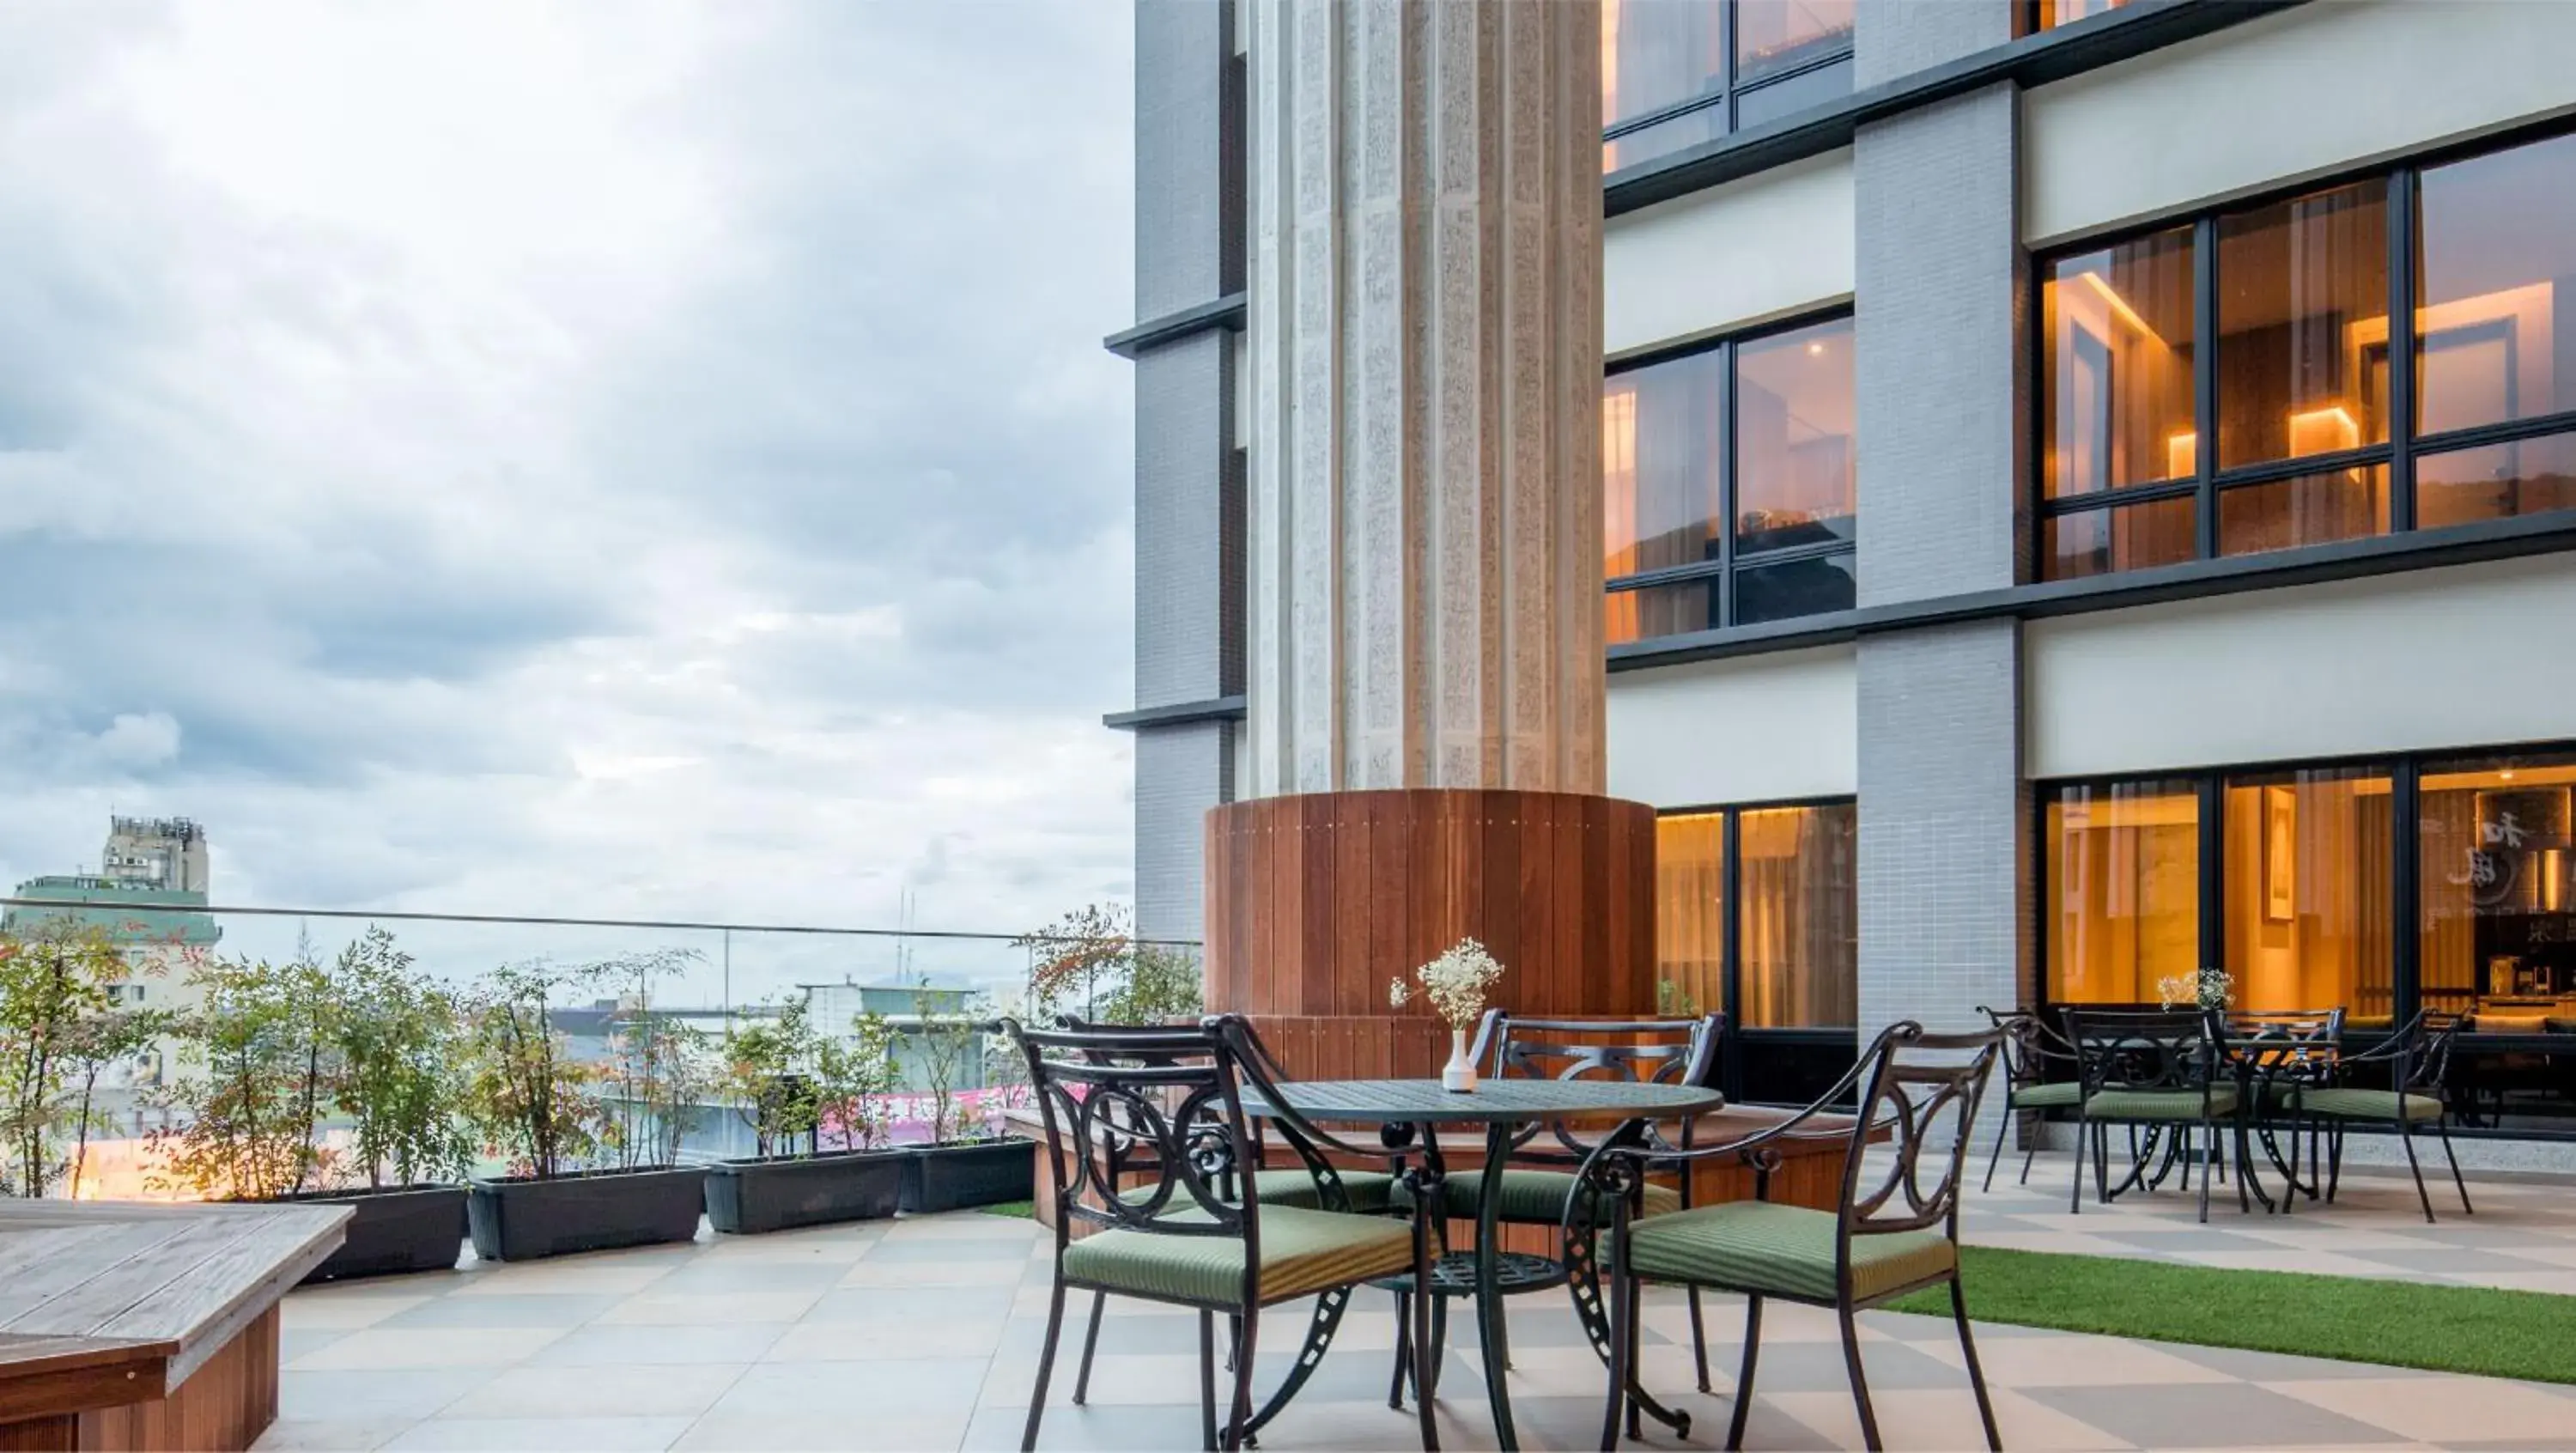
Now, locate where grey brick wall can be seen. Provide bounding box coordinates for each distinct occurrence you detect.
[1135,0,1232,315]
[1134,332,1233,708]
[1136,722,1233,945]
[1855,0,2013,87]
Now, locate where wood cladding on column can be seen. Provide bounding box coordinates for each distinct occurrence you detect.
[1205,789,1657,1076]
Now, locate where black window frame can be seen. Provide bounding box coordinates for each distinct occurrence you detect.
[1653,793,1860,1106]
[1599,0,1856,173]
[2031,119,2576,582]
[1606,308,1858,642]
[2032,739,2576,1140]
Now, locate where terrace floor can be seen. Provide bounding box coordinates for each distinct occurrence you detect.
[269,1172,2576,1452]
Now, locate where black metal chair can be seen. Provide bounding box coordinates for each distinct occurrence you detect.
[2225,1007,2345,1213]
[2065,1007,2243,1223]
[1009,1017,1441,1452]
[1974,1006,2080,1192]
[1577,1021,2005,1453]
[2311,1009,2474,1223]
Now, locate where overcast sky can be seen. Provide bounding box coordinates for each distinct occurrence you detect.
[0,2,1139,993]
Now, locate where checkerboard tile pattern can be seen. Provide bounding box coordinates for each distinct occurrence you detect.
[262,1198,2576,1451]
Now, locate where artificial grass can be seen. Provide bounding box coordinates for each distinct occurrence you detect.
[975,1200,1037,1219]
[1887,1245,2576,1385]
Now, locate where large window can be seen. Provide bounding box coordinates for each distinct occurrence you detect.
[2038,127,2576,581]
[1654,799,1856,1103]
[2044,779,2200,1006]
[1602,0,1854,173]
[1607,314,1856,643]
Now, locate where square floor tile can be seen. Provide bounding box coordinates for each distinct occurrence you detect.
[863,1236,1033,1264]
[253,1418,412,1451]
[532,1324,790,1366]
[279,1368,498,1420]
[594,1291,823,1325]
[291,1328,566,1371]
[2266,1376,2576,1444]
[440,1362,750,1418]
[804,1285,1018,1325]
[2019,1381,2412,1448]
[374,1293,625,1329]
[385,1416,693,1450]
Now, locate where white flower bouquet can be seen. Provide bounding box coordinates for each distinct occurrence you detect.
[2155,966,2233,1012]
[1391,938,1507,1029]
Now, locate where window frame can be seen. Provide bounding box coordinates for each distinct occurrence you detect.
[1600,0,1855,166]
[2031,118,2576,581]
[1655,793,1860,1105]
[2032,738,2576,1139]
[1606,307,1858,641]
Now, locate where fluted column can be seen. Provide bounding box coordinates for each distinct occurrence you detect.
[1244,0,1605,798]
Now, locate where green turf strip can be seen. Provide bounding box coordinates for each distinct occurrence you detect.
[975,1200,1037,1219]
[1886,1246,2576,1385]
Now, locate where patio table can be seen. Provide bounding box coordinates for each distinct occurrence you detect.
[1243,1076,1721,1451]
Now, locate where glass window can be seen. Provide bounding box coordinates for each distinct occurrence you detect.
[1607,577,1717,646]
[1738,804,1856,1027]
[2417,433,2576,530]
[2215,465,2391,557]
[1735,553,1854,623]
[1602,0,1726,129]
[1734,0,1854,84]
[2042,497,2195,580]
[1655,812,1727,1018]
[1601,0,1852,173]
[2420,751,2576,1025]
[2217,180,2391,471]
[1604,352,1723,581]
[2415,131,2576,435]
[1736,317,1855,553]
[2044,228,2197,500]
[2221,768,2394,1023]
[2035,0,2129,28]
[2046,780,2201,1005]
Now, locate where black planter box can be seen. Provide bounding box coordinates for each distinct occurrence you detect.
[900,1137,1036,1213]
[705,1149,907,1235]
[466,1165,707,1261]
[278,1183,468,1283]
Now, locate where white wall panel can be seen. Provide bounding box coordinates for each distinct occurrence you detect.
[2026,555,2576,778]
[1605,149,1854,359]
[1607,645,1857,806]
[2026,0,2576,245]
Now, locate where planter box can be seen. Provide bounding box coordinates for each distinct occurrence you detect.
[704,1149,906,1235]
[900,1136,1036,1213]
[280,1183,468,1283]
[466,1165,706,1261]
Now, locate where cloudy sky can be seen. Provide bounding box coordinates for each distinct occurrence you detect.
[0,2,1139,992]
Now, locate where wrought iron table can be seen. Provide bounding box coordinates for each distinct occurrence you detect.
[1244,1077,1721,1451]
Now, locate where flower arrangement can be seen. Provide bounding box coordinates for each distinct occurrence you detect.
[2156,966,2233,1012]
[1390,938,1507,1030]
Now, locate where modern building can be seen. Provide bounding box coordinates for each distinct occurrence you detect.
[100,817,210,897]
[1111,0,2576,1141]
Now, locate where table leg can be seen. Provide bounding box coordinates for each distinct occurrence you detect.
[1474,1120,1519,1452]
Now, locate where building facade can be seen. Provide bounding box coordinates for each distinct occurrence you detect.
[1112,0,2576,1137]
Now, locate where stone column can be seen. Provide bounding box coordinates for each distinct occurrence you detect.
[1210,0,1651,1075]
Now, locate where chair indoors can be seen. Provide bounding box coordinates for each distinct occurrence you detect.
[1382,1011,1727,1402]
[1577,1020,2006,1453]
[2065,1007,2243,1223]
[2309,1009,2475,1223]
[1009,1017,1441,1452]
[1974,1006,2081,1192]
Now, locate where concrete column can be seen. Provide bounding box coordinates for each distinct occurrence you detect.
[1243,0,1605,798]
[1851,1,2030,1051]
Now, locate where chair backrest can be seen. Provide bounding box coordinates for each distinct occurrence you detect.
[1837,1022,2004,1244]
[2226,1006,2345,1082]
[2397,1009,2469,1094]
[1975,1005,2071,1091]
[1477,1011,1725,1163]
[1009,1020,1258,1253]
[2064,1007,2220,1095]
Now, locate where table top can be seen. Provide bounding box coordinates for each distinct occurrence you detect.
[1244,1078,1722,1125]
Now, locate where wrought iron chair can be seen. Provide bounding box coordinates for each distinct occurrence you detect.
[2225,1007,2345,1213]
[2065,1007,2242,1223]
[1382,1011,1726,1403]
[1974,1006,2080,1192]
[2309,1009,2474,1223]
[1009,1018,1440,1452]
[1576,1020,2005,1453]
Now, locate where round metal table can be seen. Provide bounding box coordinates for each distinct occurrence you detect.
[1244,1077,1721,1451]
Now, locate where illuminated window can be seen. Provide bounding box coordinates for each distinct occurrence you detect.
[2045,780,2200,1005]
[1602,0,1852,173]
[1737,803,1856,1028]
[2032,0,2130,29]
[2420,751,2576,1021]
[1655,812,1726,1017]
[2037,128,2576,581]
[1607,315,1854,644]
[2221,768,2394,1021]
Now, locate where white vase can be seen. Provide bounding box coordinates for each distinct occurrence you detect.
[1442,1028,1477,1092]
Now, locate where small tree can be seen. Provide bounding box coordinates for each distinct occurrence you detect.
[329,927,472,1189]
[724,996,822,1158]
[149,954,333,1201]
[1101,942,1203,1027]
[594,950,709,1170]
[60,1006,173,1199]
[910,980,979,1145]
[812,1010,898,1152]
[0,921,131,1196]
[1018,904,1203,1028]
[462,959,606,1180]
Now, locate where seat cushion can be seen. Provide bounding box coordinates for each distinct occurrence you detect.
[2297,1087,2445,1122]
[1117,1168,1396,1214]
[1618,1201,1954,1304]
[1064,1204,1414,1307]
[1391,1168,1682,1224]
[2008,1081,2081,1110]
[2084,1087,2238,1121]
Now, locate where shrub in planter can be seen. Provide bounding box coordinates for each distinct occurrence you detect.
[461,951,708,1261]
[706,998,909,1234]
[895,981,1032,1214]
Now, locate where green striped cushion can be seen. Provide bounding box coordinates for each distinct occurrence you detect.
[1619,1201,1954,1304]
[2084,1087,2238,1121]
[1393,1168,1681,1224]
[1118,1168,1396,1214]
[2295,1087,2445,1122]
[2008,1081,2081,1110]
[1063,1205,1414,1307]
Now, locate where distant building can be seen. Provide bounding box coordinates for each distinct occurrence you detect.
[797,979,987,1096]
[100,818,209,896]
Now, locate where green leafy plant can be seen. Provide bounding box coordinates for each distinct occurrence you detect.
[462,959,610,1180]
[724,996,823,1159]
[328,927,472,1189]
[149,952,335,1201]
[0,921,143,1197]
[910,978,982,1145]
[60,1005,175,1200]
[812,1009,899,1152]
[1018,904,1202,1027]
[596,951,710,1170]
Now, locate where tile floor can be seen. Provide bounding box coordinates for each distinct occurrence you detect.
[267,1192,2576,1452]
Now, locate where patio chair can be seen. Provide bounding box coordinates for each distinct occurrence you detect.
[1009,1018,1441,1452]
[2065,1007,2242,1223]
[2225,1007,2344,1212]
[1974,1006,2080,1192]
[1576,1020,2004,1452]
[2310,1009,2474,1224]
[1382,1012,1726,1400]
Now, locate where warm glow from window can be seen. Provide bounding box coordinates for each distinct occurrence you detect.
[2047,781,2200,1005]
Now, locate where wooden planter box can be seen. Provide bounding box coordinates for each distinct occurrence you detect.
[704,1150,906,1235]
[466,1166,705,1261]
[899,1138,1036,1214]
[279,1184,466,1283]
